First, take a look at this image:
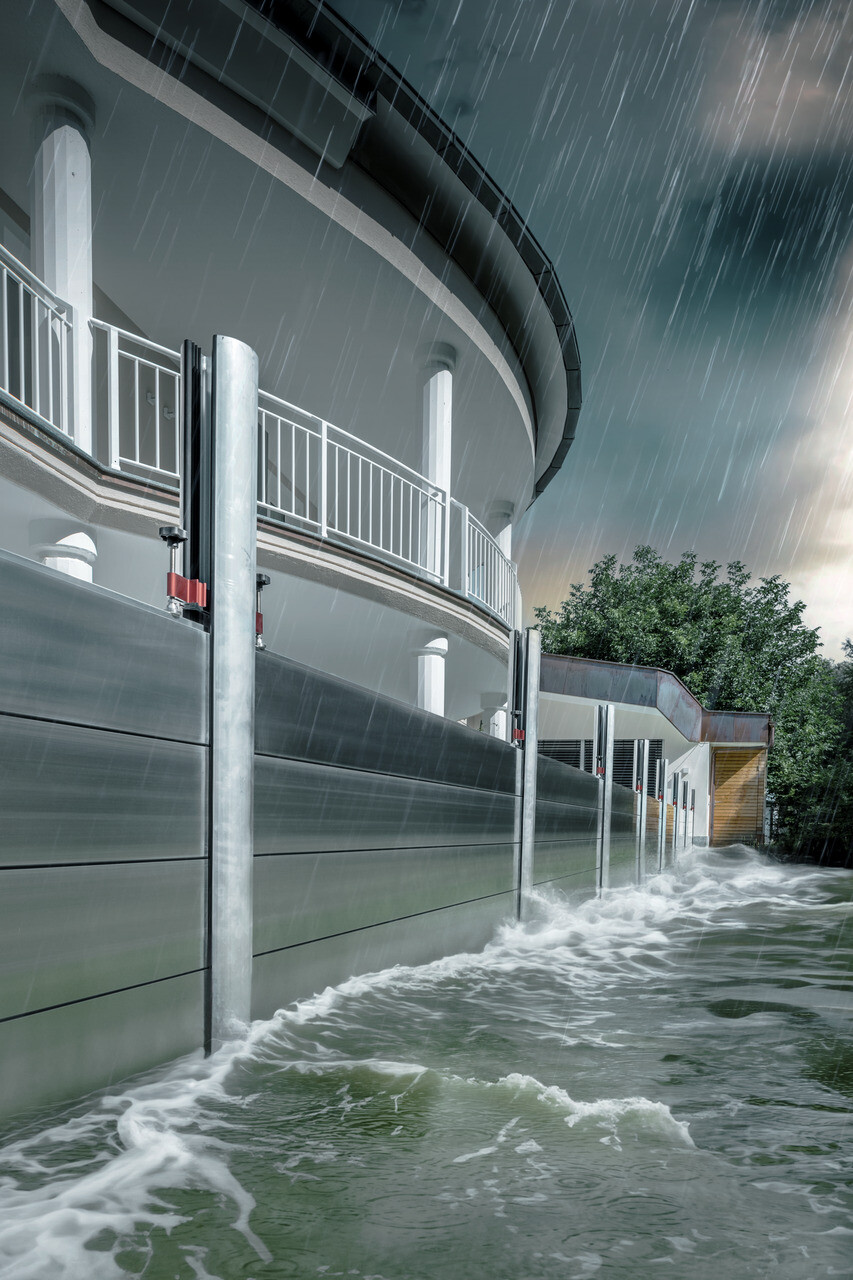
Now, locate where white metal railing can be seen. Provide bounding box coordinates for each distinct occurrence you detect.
[462,505,520,627]
[0,257,519,624]
[0,243,73,437]
[92,320,181,481]
[258,389,448,582]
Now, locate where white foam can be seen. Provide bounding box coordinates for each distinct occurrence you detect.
[492,1073,695,1147]
[0,845,840,1276]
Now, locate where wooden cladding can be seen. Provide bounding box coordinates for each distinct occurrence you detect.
[711,748,766,847]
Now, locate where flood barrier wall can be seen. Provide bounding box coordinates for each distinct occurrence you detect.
[0,550,633,1119]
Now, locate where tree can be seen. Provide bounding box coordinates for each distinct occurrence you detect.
[534,546,851,865]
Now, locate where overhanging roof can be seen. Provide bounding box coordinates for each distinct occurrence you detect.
[102,0,580,501]
[540,654,774,748]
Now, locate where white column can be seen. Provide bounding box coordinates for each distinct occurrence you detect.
[490,502,514,560]
[481,691,508,739]
[421,345,455,582]
[34,529,97,582]
[422,345,455,492]
[29,79,95,452]
[416,635,448,717]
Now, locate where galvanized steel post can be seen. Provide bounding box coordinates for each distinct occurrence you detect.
[596,703,615,892]
[636,738,649,883]
[209,335,259,1049]
[518,627,540,918]
[657,757,669,871]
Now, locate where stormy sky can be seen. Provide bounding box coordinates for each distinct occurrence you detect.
[334,0,853,657]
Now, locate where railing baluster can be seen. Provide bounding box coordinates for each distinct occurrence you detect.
[346,448,351,536]
[59,310,69,436]
[154,365,161,472]
[320,419,328,537]
[1,267,7,393]
[133,357,140,464]
[17,281,25,404]
[31,294,40,417]
[107,324,120,468]
[47,312,55,425]
[173,371,180,477]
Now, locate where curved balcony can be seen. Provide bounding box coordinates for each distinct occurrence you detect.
[0,243,520,630]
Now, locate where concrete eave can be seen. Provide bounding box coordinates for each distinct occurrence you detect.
[97,0,581,504]
[540,653,774,749]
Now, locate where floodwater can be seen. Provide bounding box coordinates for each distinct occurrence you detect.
[1,847,851,1279]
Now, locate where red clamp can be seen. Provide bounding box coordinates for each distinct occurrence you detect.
[167,572,208,608]
[512,728,525,742]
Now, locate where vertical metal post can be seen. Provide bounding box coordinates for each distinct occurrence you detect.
[508,629,524,915]
[518,627,540,919]
[460,503,470,600]
[441,491,450,587]
[672,770,682,854]
[319,419,328,539]
[209,335,259,1049]
[181,340,212,590]
[595,703,615,892]
[636,738,649,884]
[657,756,669,871]
[108,324,120,469]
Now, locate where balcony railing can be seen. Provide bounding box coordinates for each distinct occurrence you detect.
[0,244,519,628]
[92,320,181,481]
[258,390,447,583]
[0,244,73,438]
[462,505,523,630]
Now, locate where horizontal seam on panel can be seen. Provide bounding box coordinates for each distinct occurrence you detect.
[533,837,597,843]
[254,842,516,858]
[252,889,516,958]
[0,857,207,871]
[532,874,595,885]
[254,750,518,795]
[535,799,599,809]
[0,967,207,1025]
[0,708,206,749]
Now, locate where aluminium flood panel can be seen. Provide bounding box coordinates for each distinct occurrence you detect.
[0,551,208,1122]
[255,649,517,793]
[251,894,516,1020]
[536,752,599,806]
[253,653,519,1015]
[0,719,206,865]
[254,843,516,957]
[255,756,516,854]
[0,860,205,1020]
[0,549,207,743]
[532,838,599,887]
[0,972,205,1124]
[530,759,639,891]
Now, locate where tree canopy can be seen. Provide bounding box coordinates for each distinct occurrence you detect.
[534,546,851,865]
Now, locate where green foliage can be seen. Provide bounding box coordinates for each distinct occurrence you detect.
[534,546,851,865]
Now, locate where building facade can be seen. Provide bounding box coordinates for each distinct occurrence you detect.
[0,0,581,726]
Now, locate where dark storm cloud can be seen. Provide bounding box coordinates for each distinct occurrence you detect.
[334,0,853,653]
[651,156,853,335]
